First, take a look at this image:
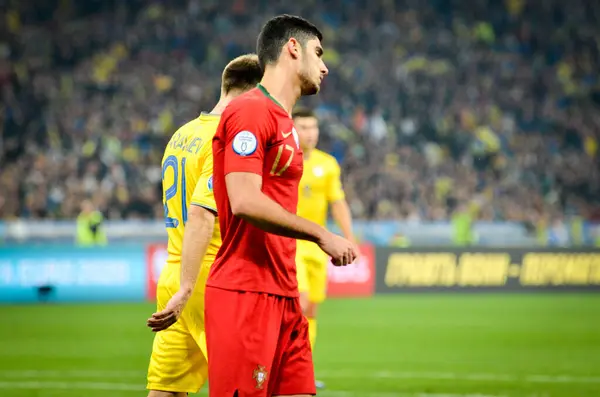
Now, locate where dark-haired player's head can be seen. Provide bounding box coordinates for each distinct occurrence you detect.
[221,54,263,96]
[292,107,319,152]
[257,15,328,96]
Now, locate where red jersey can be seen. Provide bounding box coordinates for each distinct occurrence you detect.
[208,85,304,297]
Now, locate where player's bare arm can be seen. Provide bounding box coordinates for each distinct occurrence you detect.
[226,172,357,266]
[147,205,214,332]
[179,206,215,294]
[331,199,355,243]
[331,198,360,260]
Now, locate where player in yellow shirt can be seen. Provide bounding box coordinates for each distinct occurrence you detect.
[293,107,357,389]
[144,54,263,397]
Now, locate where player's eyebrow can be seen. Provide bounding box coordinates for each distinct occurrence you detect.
[315,46,323,57]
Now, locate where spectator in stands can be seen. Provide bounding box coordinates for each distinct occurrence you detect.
[75,199,107,246]
[0,0,598,239]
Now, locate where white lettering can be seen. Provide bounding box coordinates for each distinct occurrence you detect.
[11,260,130,287]
[18,260,74,286]
[0,263,13,285]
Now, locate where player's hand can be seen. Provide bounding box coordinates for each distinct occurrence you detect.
[318,232,358,267]
[146,289,190,332]
[350,238,361,263]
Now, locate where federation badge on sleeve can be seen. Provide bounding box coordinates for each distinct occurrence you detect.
[232,131,258,156]
[207,175,213,191]
[253,365,268,390]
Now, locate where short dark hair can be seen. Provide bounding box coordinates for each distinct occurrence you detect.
[221,54,263,95]
[292,107,317,120]
[257,14,323,70]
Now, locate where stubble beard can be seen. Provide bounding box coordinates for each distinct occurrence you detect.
[299,67,319,96]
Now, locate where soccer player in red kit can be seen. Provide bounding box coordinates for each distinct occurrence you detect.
[206,14,358,397]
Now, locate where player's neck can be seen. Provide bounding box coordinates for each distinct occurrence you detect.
[209,96,233,115]
[302,148,312,159]
[260,68,300,115]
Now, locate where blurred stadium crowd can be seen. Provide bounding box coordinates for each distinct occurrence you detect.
[1,0,599,226]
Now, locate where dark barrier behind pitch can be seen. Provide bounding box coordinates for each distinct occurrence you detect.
[374,247,600,293]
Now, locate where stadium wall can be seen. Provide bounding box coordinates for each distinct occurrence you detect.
[0,244,599,303]
[4,219,600,246]
[0,220,545,246]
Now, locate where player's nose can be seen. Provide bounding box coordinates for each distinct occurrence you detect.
[321,62,329,76]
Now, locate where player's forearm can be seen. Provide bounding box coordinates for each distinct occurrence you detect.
[331,199,355,242]
[226,172,328,243]
[179,206,215,295]
[232,191,327,243]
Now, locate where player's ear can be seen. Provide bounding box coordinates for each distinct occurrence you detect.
[286,38,301,60]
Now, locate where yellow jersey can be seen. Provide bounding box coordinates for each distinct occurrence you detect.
[297,149,345,227]
[161,113,221,267]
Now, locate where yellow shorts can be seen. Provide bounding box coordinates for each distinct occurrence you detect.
[146,260,212,393]
[296,240,328,304]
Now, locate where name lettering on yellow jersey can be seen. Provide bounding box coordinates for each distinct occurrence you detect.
[186,137,204,154]
[168,132,204,155]
[169,131,185,149]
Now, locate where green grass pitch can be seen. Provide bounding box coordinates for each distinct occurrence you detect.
[1,294,599,397]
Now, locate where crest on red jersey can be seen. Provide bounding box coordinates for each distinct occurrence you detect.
[253,365,268,389]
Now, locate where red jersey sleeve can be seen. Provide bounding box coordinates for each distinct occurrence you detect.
[223,101,274,176]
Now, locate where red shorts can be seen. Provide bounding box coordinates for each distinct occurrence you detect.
[205,286,315,397]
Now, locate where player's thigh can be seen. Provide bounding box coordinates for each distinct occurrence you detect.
[184,260,212,356]
[148,391,188,397]
[205,287,283,397]
[147,315,208,393]
[147,269,208,393]
[307,255,328,305]
[271,298,316,396]
[155,265,178,311]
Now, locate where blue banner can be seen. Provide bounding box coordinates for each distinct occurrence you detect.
[0,245,147,303]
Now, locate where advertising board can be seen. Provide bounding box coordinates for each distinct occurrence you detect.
[375,247,600,293]
[0,245,147,303]
[327,244,375,297]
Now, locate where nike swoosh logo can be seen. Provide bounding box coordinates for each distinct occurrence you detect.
[282,131,293,138]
